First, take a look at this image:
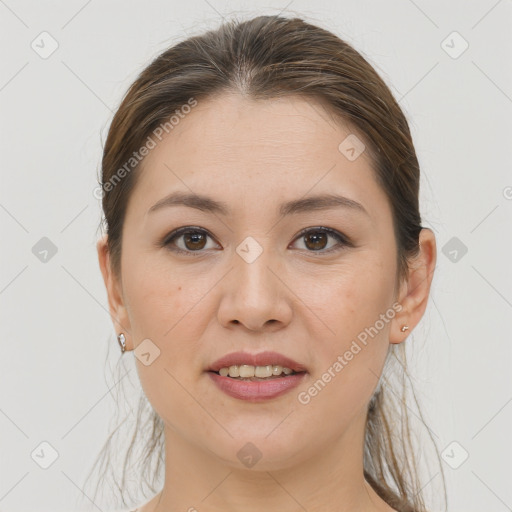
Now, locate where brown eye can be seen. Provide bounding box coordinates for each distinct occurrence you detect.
[163,226,351,257]
[303,231,328,251]
[291,227,351,254]
[163,227,219,255]
[183,232,207,250]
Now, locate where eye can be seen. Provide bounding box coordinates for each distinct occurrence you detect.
[161,226,352,256]
[162,227,219,256]
[290,226,352,254]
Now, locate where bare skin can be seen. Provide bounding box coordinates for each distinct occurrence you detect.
[98,92,436,512]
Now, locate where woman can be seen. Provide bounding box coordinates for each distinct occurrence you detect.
[92,14,445,512]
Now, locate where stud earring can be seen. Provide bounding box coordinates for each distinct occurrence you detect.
[400,325,409,332]
[117,333,126,353]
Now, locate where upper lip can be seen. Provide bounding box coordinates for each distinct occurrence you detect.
[207,351,308,373]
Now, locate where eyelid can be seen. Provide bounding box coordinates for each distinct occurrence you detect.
[292,226,353,249]
[162,226,220,255]
[162,225,352,255]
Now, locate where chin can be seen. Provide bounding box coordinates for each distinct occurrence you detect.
[206,430,312,472]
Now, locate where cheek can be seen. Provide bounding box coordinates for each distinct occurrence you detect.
[299,253,396,396]
[305,254,395,337]
[121,258,211,406]
[123,248,209,339]
[123,265,212,430]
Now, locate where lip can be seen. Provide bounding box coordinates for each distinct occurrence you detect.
[207,371,307,402]
[206,351,308,402]
[207,351,307,373]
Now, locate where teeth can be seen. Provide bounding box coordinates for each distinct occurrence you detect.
[255,365,273,378]
[217,364,296,378]
[239,365,254,378]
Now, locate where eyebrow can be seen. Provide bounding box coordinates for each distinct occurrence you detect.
[148,191,369,217]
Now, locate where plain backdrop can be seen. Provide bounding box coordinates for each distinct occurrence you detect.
[1,1,511,511]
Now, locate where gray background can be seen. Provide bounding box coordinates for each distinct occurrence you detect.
[1,0,511,511]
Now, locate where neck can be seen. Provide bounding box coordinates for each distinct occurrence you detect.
[146,411,392,512]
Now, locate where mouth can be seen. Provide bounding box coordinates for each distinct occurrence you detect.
[210,365,302,380]
[207,350,307,376]
[206,351,308,401]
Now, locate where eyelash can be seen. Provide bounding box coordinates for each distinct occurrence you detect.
[161,226,353,257]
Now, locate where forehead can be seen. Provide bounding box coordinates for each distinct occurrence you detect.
[162,92,364,163]
[127,92,390,223]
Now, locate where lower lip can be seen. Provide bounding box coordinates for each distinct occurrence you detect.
[207,371,307,402]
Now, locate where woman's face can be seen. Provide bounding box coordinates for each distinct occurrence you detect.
[102,92,410,470]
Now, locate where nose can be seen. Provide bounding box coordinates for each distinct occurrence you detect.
[217,245,293,332]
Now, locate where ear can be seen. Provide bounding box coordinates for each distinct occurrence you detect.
[390,228,437,344]
[97,234,132,350]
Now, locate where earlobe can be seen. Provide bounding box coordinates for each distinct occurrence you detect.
[389,228,437,344]
[96,235,132,349]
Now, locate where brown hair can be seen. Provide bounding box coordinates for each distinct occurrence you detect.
[87,14,446,511]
